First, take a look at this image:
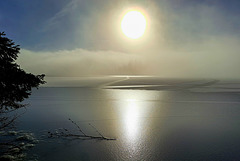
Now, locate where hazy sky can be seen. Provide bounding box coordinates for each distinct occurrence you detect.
[1,0,240,78]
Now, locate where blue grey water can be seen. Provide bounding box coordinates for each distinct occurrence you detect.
[17,78,240,161]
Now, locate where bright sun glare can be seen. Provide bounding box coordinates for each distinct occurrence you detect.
[121,11,147,39]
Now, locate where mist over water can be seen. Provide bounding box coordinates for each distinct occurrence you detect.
[2,0,240,160]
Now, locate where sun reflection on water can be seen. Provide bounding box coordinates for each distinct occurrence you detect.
[107,89,163,159]
[124,99,140,140]
[109,90,159,141]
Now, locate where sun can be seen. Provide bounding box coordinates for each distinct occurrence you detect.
[121,11,147,39]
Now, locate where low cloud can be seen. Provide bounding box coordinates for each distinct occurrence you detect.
[17,48,148,77]
[17,35,240,79]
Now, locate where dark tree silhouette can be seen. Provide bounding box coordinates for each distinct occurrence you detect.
[0,32,45,159]
[0,32,45,111]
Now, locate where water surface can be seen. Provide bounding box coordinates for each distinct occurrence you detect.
[17,84,240,161]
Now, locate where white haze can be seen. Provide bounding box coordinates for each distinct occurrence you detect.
[18,35,240,79]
